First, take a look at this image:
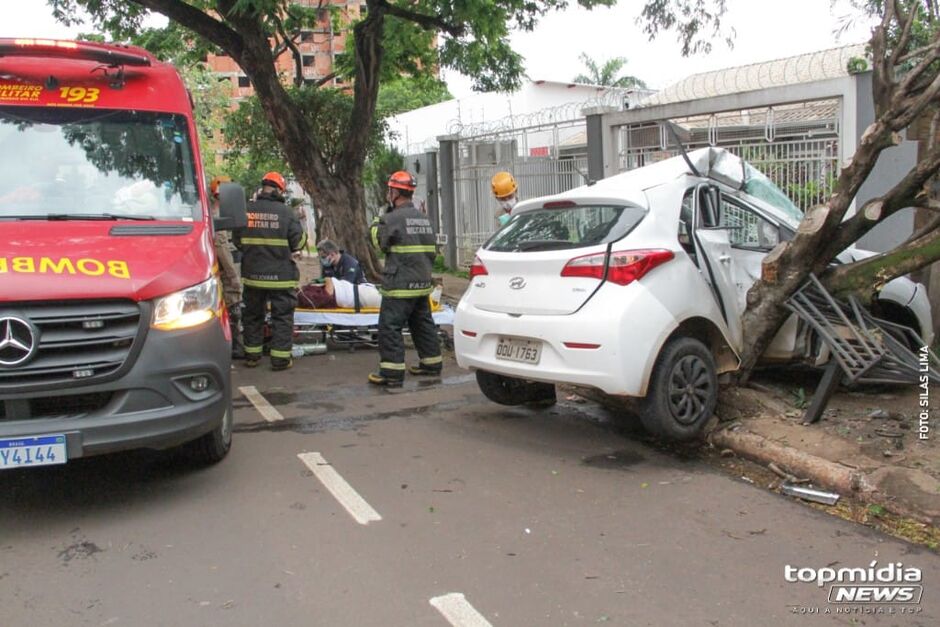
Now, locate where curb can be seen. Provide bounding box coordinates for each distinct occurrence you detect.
[709,424,940,526]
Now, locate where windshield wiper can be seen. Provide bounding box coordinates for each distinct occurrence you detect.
[41,213,156,220]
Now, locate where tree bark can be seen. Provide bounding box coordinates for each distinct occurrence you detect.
[822,221,940,302]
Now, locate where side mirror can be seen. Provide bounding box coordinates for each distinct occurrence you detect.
[213,182,247,231]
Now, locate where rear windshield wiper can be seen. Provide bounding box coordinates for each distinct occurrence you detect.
[515,239,573,252]
[6,213,157,221]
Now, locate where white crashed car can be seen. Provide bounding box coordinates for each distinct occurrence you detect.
[454,148,933,440]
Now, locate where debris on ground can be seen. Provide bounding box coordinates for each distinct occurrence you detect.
[780,483,840,505]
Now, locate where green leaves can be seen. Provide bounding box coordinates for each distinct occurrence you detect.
[638,0,731,56]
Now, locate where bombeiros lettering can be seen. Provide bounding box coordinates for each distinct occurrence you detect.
[0,256,130,279]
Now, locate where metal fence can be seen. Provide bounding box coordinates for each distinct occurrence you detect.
[454,155,589,266]
[439,96,843,266]
[615,100,841,212]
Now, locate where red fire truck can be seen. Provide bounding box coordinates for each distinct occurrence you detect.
[0,38,245,469]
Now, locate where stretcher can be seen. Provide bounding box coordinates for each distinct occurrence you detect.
[292,302,455,352]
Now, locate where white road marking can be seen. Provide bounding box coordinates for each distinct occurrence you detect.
[297,452,382,525]
[430,593,493,627]
[239,385,284,423]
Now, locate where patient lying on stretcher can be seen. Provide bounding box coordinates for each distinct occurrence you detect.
[298,277,382,310]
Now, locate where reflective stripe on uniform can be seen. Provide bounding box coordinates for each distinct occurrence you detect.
[296,231,308,251]
[380,287,433,298]
[244,345,263,355]
[388,244,436,254]
[241,237,290,247]
[270,349,292,359]
[420,355,443,365]
[370,225,380,250]
[379,361,406,370]
[243,278,299,289]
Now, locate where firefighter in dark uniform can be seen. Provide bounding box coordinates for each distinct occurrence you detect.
[209,175,245,359]
[233,171,307,371]
[368,171,442,387]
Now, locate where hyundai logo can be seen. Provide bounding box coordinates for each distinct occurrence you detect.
[509,277,527,290]
[0,316,38,367]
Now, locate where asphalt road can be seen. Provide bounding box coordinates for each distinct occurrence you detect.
[1,349,938,626]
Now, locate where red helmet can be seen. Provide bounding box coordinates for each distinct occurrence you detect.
[261,171,286,192]
[387,170,417,191]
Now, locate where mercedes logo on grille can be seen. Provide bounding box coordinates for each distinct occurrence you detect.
[509,276,527,290]
[0,316,38,367]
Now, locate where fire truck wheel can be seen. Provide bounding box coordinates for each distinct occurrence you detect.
[184,403,233,464]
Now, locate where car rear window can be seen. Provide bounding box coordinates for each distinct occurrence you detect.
[485,204,646,252]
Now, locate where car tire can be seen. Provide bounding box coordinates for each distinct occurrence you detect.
[476,370,556,406]
[183,402,233,464]
[640,337,717,441]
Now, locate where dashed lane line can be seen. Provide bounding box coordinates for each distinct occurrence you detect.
[297,452,382,525]
[238,385,284,422]
[430,593,494,627]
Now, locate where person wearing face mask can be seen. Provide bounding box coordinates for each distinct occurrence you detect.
[316,239,366,284]
[366,170,442,387]
[491,171,518,227]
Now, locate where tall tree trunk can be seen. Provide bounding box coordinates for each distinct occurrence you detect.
[313,172,382,280]
[233,18,382,279]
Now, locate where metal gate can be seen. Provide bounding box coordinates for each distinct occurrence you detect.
[447,100,621,265]
[616,99,841,211]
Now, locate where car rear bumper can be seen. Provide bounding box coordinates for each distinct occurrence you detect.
[454,285,673,396]
[0,320,231,459]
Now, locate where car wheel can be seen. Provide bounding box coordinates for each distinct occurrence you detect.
[476,370,556,406]
[640,337,717,441]
[183,402,233,464]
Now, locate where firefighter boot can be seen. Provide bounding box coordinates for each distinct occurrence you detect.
[368,371,403,388]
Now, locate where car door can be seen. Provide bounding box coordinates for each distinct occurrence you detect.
[691,184,744,351]
[717,194,783,311]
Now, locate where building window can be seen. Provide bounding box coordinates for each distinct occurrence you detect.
[237,75,250,88]
[301,30,315,43]
[302,54,316,68]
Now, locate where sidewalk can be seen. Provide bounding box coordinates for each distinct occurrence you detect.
[710,381,940,525]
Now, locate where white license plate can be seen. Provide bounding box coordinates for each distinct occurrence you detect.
[0,435,67,470]
[495,337,542,364]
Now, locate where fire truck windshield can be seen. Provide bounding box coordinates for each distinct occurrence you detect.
[0,107,200,221]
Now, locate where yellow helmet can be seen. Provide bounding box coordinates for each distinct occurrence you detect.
[491,171,517,199]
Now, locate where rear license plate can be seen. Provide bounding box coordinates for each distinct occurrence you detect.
[495,337,542,364]
[0,435,67,470]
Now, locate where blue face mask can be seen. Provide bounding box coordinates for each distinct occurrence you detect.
[320,256,332,269]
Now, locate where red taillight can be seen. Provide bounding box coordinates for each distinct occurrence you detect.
[563,342,600,349]
[560,249,674,286]
[461,330,478,337]
[469,255,488,278]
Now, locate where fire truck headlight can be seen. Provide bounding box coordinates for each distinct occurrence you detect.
[152,277,220,331]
